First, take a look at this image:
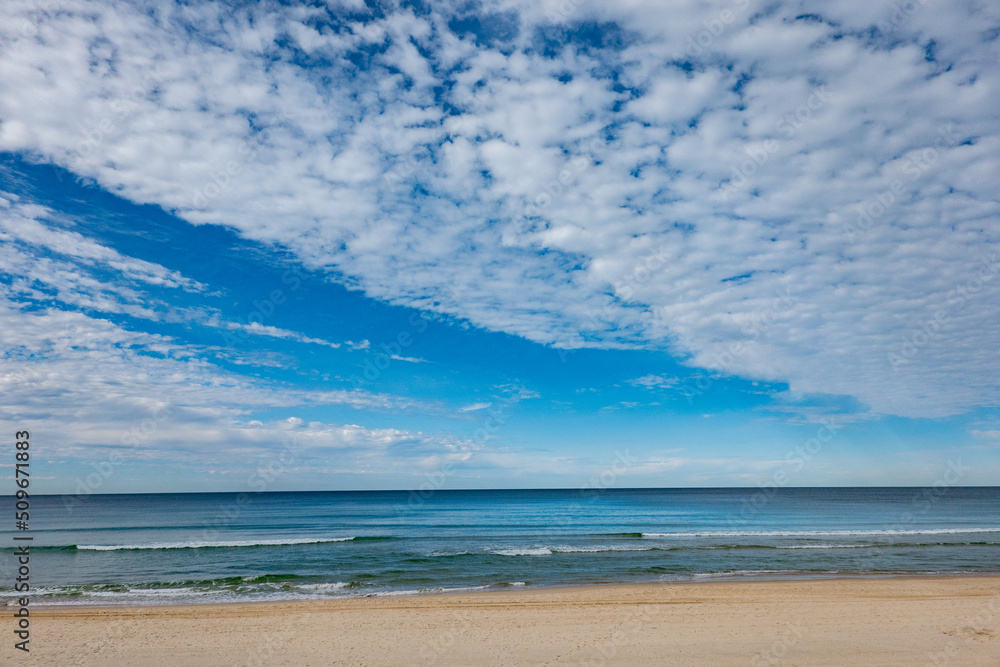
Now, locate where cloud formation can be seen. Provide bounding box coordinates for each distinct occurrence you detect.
[628,374,678,389]
[0,193,464,482]
[1,0,999,420]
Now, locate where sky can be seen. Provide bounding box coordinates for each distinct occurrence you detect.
[0,0,998,494]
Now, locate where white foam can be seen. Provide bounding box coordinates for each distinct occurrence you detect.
[118,587,219,597]
[491,544,658,556]
[76,537,357,551]
[296,582,350,592]
[687,569,787,579]
[642,528,1000,538]
[493,547,553,556]
[374,585,490,597]
[784,544,865,549]
[552,545,656,553]
[29,586,221,600]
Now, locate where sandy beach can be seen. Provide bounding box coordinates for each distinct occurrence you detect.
[5,576,998,666]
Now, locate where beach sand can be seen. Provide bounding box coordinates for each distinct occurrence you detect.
[6,576,999,666]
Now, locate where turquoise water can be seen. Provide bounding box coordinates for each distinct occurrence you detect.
[2,487,998,606]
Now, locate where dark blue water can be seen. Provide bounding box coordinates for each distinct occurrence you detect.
[2,488,998,605]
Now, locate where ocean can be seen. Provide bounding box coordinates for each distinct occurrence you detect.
[2,487,998,606]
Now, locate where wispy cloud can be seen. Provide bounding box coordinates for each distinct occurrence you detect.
[390,354,427,363]
[627,374,679,389]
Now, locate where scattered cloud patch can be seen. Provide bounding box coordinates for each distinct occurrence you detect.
[459,402,493,412]
[627,374,679,389]
[2,0,997,417]
[389,354,427,363]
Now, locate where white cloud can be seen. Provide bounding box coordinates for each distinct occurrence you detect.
[627,374,678,389]
[0,298,426,420]
[1,0,999,419]
[0,197,444,457]
[224,320,344,349]
[0,196,204,291]
[459,402,493,412]
[389,354,427,363]
[0,198,366,350]
[0,293,480,489]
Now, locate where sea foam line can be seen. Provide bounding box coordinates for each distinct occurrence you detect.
[641,528,1000,538]
[76,537,359,551]
[491,545,662,556]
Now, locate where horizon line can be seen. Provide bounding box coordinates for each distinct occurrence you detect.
[11,484,999,497]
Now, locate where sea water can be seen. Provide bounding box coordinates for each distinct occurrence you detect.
[1,487,997,606]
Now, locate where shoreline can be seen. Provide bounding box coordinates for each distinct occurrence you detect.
[10,576,1000,665]
[21,570,1000,611]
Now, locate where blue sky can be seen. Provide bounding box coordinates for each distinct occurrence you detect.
[1,0,999,493]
